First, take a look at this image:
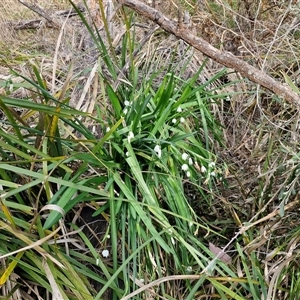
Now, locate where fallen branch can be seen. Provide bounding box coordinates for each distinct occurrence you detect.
[4,19,56,30]
[8,2,85,30]
[18,0,59,28]
[117,0,300,109]
[3,6,85,31]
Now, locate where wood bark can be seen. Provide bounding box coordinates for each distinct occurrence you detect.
[117,0,300,110]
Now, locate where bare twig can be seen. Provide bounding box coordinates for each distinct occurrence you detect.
[3,19,55,30]
[117,0,300,110]
[3,6,85,31]
[18,0,59,27]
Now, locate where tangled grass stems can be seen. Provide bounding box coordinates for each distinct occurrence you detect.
[0,0,300,299]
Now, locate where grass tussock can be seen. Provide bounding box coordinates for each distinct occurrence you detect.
[0,0,300,299]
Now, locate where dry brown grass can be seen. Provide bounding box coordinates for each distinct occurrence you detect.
[0,0,73,63]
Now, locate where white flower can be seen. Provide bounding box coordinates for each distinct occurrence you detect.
[177,107,182,112]
[124,108,128,115]
[210,171,216,177]
[180,117,185,123]
[157,150,162,158]
[186,171,191,177]
[186,266,192,273]
[201,165,207,173]
[182,153,188,160]
[154,145,162,158]
[124,100,130,106]
[128,131,134,143]
[188,157,193,165]
[172,118,177,124]
[101,249,109,258]
[126,152,129,157]
[154,145,160,152]
[106,127,110,132]
[209,161,215,168]
[182,164,188,171]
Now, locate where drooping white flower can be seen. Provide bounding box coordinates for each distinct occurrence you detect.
[182,164,188,171]
[126,152,129,157]
[186,171,191,177]
[182,153,188,160]
[188,157,193,165]
[186,266,192,273]
[210,171,216,177]
[201,165,207,173]
[209,161,215,168]
[101,249,109,258]
[154,145,162,158]
[180,117,185,123]
[123,108,128,115]
[157,149,161,158]
[124,100,130,106]
[128,131,134,143]
[106,127,110,132]
[154,145,160,152]
[177,107,182,112]
[172,118,177,124]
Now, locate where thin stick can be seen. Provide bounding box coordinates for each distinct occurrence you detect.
[18,0,59,27]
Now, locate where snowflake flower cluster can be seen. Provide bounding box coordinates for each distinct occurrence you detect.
[123,100,132,115]
[171,106,186,124]
[208,161,216,177]
[200,160,220,182]
[181,152,194,178]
